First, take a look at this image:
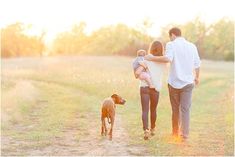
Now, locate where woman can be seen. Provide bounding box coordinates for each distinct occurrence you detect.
[139,41,166,140]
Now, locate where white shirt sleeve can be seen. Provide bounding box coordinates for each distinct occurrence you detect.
[165,42,174,62]
[193,45,201,68]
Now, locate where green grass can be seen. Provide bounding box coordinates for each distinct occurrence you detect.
[1,56,234,155]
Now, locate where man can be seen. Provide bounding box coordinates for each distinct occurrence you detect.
[145,27,201,140]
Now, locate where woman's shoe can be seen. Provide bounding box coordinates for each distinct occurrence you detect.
[144,129,150,140]
[150,128,155,136]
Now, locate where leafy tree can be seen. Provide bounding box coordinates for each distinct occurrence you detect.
[203,18,234,60]
[52,22,88,54]
[1,23,46,57]
[51,23,152,56]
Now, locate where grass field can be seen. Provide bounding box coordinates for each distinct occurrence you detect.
[1,56,234,156]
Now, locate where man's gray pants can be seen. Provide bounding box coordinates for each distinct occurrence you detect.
[168,83,194,139]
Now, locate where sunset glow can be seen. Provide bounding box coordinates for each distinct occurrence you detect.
[0,0,234,42]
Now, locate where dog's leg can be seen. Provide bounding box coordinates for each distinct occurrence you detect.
[109,117,115,140]
[101,117,105,136]
[104,118,108,136]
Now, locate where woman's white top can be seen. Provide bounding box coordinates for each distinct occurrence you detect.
[139,60,166,92]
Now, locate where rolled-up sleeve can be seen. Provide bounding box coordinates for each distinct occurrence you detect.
[165,42,174,62]
[193,45,201,68]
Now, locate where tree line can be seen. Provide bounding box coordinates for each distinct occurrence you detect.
[159,17,234,61]
[1,18,234,61]
[1,23,45,57]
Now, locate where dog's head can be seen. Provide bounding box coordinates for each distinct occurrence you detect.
[111,94,126,105]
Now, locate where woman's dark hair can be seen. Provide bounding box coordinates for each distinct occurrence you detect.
[148,40,163,56]
[169,27,181,36]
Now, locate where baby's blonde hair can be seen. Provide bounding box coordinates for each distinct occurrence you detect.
[137,49,146,57]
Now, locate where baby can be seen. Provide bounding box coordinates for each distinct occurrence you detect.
[132,49,154,88]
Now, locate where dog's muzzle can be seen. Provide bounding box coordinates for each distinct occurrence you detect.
[121,99,126,105]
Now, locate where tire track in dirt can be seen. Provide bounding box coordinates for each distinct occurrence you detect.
[1,80,49,156]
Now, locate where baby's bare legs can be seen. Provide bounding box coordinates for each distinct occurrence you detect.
[135,66,145,78]
[135,61,148,78]
[145,76,155,88]
[139,72,155,88]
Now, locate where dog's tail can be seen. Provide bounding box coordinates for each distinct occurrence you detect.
[108,117,111,124]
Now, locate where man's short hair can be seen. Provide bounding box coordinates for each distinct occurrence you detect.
[169,27,181,36]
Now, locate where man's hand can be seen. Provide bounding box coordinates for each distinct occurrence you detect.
[145,55,170,63]
[194,68,200,86]
[144,54,154,61]
[194,77,200,86]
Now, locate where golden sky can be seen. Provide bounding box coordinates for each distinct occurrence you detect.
[0,0,233,42]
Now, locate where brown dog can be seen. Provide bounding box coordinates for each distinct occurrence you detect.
[101,94,126,140]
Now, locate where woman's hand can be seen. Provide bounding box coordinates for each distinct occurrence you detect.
[139,61,147,69]
[144,54,154,61]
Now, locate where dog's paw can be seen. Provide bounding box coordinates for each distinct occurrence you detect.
[109,134,113,140]
[144,136,149,140]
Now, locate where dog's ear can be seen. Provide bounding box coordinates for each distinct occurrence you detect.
[111,94,118,98]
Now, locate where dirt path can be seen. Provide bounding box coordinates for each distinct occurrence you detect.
[2,80,149,156]
[2,115,148,156]
[26,114,148,156]
[81,115,148,156]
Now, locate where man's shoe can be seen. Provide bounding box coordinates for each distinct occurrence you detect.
[180,135,188,142]
[172,133,178,137]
